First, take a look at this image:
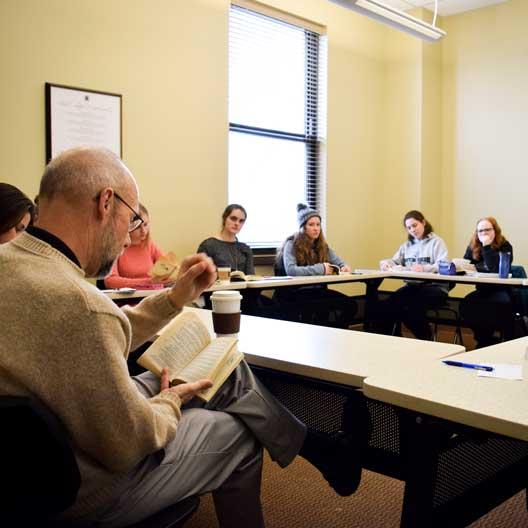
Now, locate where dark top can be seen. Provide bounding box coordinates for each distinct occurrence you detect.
[26,226,81,267]
[197,237,255,275]
[463,240,513,294]
[463,240,513,273]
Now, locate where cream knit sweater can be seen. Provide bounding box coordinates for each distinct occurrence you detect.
[0,233,183,517]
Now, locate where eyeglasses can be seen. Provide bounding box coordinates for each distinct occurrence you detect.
[114,192,144,232]
[477,227,494,234]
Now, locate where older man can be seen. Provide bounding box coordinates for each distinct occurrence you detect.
[0,147,362,528]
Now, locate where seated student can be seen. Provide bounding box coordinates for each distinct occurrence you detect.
[459,217,514,348]
[0,147,366,527]
[0,183,34,244]
[197,204,254,275]
[378,210,449,340]
[274,203,356,327]
[104,203,170,289]
[197,204,272,315]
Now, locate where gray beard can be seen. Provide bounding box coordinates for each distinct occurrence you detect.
[96,227,120,278]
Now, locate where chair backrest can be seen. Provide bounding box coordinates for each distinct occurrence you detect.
[510,265,527,279]
[510,266,528,324]
[273,256,286,277]
[0,396,81,522]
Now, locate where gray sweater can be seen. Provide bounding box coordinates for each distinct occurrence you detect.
[282,238,347,276]
[197,237,255,274]
[390,233,448,273]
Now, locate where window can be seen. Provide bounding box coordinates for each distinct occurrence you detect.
[228,3,327,249]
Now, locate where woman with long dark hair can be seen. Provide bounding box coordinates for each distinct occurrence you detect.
[0,183,34,244]
[459,217,514,348]
[197,204,254,275]
[378,210,449,340]
[277,203,350,276]
[275,203,355,327]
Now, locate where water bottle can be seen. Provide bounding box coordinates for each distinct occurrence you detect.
[499,252,511,279]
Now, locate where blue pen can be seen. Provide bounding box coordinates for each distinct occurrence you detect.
[442,360,494,372]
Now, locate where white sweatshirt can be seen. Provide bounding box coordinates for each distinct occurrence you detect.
[390,233,448,273]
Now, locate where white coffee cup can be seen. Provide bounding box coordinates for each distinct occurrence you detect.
[211,290,242,313]
[210,290,242,337]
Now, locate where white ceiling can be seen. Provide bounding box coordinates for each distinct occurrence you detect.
[379,0,510,16]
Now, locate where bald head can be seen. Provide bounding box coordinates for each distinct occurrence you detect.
[39,147,136,205]
[34,147,140,277]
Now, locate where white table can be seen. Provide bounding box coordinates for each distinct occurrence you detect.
[104,280,247,301]
[364,337,528,441]
[245,271,387,290]
[179,309,528,527]
[185,307,463,387]
[355,268,526,286]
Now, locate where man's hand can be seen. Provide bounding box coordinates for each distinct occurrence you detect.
[410,264,424,272]
[160,368,213,404]
[167,253,216,310]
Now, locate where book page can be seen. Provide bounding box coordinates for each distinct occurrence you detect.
[246,274,263,281]
[199,347,244,402]
[137,312,211,377]
[173,337,237,384]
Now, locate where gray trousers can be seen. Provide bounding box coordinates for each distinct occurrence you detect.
[90,361,306,528]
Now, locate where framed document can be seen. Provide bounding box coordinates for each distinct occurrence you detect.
[45,83,122,162]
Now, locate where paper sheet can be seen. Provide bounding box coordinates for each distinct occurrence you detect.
[477,364,523,380]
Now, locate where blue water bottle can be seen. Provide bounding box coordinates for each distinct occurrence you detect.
[499,252,511,279]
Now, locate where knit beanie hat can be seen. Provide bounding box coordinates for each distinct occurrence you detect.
[297,203,320,227]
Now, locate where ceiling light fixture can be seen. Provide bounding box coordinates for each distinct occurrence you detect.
[329,0,446,42]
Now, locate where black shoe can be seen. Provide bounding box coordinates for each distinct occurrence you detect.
[299,429,362,496]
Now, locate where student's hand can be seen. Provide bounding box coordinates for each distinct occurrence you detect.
[323,263,333,275]
[340,265,351,273]
[380,260,392,271]
[479,233,494,246]
[167,254,216,310]
[410,264,424,272]
[160,368,213,404]
[148,276,171,286]
[156,276,176,286]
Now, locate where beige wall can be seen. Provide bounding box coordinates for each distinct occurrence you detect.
[441,0,528,266]
[0,0,230,255]
[1,0,526,275]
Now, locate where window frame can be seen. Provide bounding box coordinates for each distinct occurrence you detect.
[228,2,326,255]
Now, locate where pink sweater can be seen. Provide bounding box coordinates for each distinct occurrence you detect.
[105,239,164,288]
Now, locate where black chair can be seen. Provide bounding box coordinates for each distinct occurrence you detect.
[272,261,357,328]
[426,301,464,345]
[0,395,199,528]
[504,264,528,340]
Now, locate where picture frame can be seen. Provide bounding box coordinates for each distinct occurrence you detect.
[45,83,122,162]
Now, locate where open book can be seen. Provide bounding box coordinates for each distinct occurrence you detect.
[149,252,180,282]
[328,264,340,275]
[137,311,244,402]
[451,258,476,273]
[229,270,263,282]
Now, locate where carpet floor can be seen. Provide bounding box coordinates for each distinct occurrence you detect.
[186,324,525,527]
[185,453,527,527]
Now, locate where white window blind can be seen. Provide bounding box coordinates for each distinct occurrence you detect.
[228,3,327,249]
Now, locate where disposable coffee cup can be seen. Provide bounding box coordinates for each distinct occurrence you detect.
[217,267,231,283]
[211,290,242,337]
